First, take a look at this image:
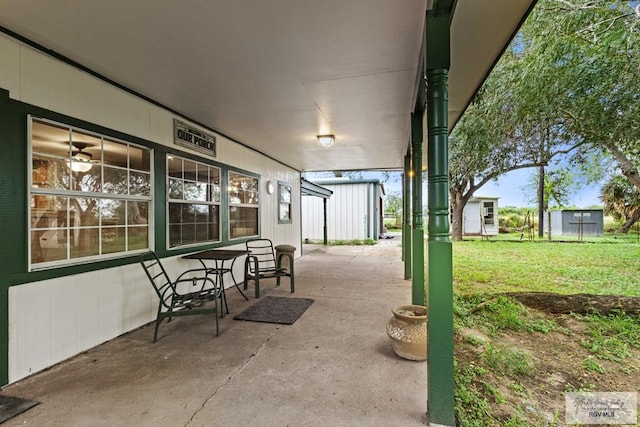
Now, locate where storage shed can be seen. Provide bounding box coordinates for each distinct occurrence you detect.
[545,209,604,237]
[302,179,385,242]
[463,196,499,237]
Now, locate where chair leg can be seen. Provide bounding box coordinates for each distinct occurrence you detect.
[214,293,219,337]
[220,286,229,317]
[153,305,163,343]
[255,277,260,298]
[290,264,295,293]
[228,269,249,300]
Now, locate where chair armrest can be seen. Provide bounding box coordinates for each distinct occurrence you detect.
[175,267,210,282]
[246,254,260,274]
[174,275,218,293]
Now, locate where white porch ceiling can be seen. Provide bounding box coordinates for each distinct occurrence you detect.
[0,0,535,172]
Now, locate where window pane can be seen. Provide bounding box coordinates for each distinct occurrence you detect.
[70,130,100,174]
[31,229,68,264]
[33,156,69,190]
[230,206,258,239]
[228,172,258,205]
[182,204,195,223]
[209,183,221,203]
[183,160,197,181]
[71,165,102,193]
[168,177,183,199]
[169,225,182,247]
[128,201,149,225]
[184,181,206,201]
[103,139,127,168]
[279,203,290,222]
[196,164,208,185]
[209,167,221,202]
[130,171,150,196]
[129,146,151,172]
[169,203,182,223]
[70,228,99,258]
[70,198,99,227]
[32,121,71,157]
[101,199,125,226]
[128,226,148,250]
[103,166,128,194]
[102,227,125,254]
[167,156,182,178]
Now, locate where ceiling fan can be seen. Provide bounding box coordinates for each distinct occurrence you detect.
[68,142,93,173]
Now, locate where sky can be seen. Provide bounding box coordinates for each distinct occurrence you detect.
[305,168,604,209]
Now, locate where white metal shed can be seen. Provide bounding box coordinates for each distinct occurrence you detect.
[463,196,499,237]
[302,179,385,242]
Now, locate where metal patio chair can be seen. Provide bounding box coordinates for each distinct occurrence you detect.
[140,251,222,342]
[244,238,294,298]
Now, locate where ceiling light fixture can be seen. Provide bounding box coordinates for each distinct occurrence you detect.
[67,143,93,173]
[317,134,335,149]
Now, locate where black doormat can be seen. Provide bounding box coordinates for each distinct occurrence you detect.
[0,395,39,423]
[234,296,314,325]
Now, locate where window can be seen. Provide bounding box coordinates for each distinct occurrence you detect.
[228,171,259,239]
[29,118,152,269]
[483,201,495,225]
[167,155,221,247]
[278,181,292,224]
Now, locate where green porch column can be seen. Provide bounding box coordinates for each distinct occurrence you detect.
[426,9,455,424]
[323,198,328,245]
[402,152,412,279]
[411,113,425,306]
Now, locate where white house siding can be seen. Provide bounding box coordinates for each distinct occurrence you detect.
[1,33,301,383]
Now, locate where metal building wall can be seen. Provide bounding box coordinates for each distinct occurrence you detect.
[302,181,380,241]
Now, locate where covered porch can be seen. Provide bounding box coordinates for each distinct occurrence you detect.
[2,242,427,426]
[0,2,536,425]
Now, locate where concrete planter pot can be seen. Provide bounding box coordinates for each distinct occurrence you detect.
[386,304,427,361]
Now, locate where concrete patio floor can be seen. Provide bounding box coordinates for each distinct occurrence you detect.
[1,239,428,426]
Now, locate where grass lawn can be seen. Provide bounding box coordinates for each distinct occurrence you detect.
[450,239,640,426]
[453,240,640,297]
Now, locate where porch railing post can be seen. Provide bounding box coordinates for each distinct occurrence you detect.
[426,66,454,427]
[411,112,425,306]
[403,151,412,278]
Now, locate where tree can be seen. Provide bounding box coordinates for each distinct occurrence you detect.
[449,45,582,241]
[384,192,403,227]
[527,1,640,210]
[450,0,640,241]
[601,175,640,233]
[521,166,578,209]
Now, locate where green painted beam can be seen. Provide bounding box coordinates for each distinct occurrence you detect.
[411,112,425,306]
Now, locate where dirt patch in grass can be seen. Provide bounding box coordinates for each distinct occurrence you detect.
[454,297,640,426]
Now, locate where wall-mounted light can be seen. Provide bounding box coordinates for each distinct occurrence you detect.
[317,134,335,149]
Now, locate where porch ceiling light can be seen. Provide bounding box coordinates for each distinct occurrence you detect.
[317,134,335,149]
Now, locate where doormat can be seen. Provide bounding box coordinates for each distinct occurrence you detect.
[234,296,314,325]
[0,395,39,423]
